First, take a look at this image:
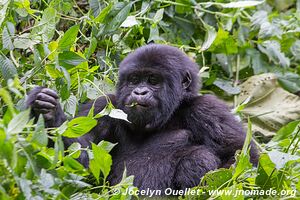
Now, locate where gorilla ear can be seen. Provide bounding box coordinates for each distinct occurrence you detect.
[182,71,192,89]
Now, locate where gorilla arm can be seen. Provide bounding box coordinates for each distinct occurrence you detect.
[183,94,259,166]
[26,87,67,128]
[26,87,117,146]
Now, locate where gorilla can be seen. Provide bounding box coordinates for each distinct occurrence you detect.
[26,44,258,191]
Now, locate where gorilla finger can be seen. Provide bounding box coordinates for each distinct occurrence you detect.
[41,88,59,99]
[43,113,54,121]
[33,107,51,114]
[37,93,57,105]
[34,100,56,109]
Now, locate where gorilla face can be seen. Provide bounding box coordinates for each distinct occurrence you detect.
[117,69,180,130]
[116,44,199,131]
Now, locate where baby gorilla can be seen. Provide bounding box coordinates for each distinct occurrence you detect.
[27,44,258,191]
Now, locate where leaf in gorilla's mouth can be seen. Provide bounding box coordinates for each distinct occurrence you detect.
[125,102,149,108]
[125,102,138,107]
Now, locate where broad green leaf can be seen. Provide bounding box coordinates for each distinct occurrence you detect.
[64,94,77,117]
[39,169,54,189]
[7,109,30,135]
[268,150,300,169]
[209,28,238,54]
[175,0,193,14]
[31,7,57,42]
[103,2,132,33]
[94,3,112,23]
[233,119,253,179]
[278,73,300,93]
[62,117,97,138]
[13,33,40,49]
[153,8,164,24]
[64,156,85,171]
[258,40,290,68]
[84,37,97,59]
[109,109,130,123]
[200,168,233,190]
[148,24,161,43]
[0,88,14,113]
[200,23,217,51]
[89,0,102,17]
[213,79,240,95]
[89,143,112,183]
[68,142,81,159]
[0,53,17,81]
[58,25,79,51]
[246,48,268,74]
[251,10,268,29]
[58,51,86,70]
[203,1,264,8]
[31,115,48,147]
[220,1,263,8]
[273,120,300,141]
[0,0,9,27]
[2,26,14,50]
[120,16,139,28]
[97,141,117,153]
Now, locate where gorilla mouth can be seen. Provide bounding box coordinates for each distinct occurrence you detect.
[126,101,149,108]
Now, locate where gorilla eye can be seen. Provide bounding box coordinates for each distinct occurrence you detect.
[148,75,161,85]
[128,75,140,85]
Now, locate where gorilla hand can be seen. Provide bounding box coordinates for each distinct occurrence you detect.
[26,87,66,127]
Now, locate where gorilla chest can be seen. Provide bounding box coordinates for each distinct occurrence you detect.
[108,130,190,190]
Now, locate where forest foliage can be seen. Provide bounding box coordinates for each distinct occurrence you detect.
[0,0,300,199]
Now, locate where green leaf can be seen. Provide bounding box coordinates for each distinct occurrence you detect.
[89,0,102,17]
[268,150,300,169]
[273,121,300,141]
[64,94,77,117]
[278,73,300,93]
[97,141,117,153]
[0,88,15,113]
[200,168,233,190]
[103,2,132,33]
[7,109,30,135]
[62,117,97,138]
[58,25,79,51]
[58,51,86,70]
[84,37,97,59]
[148,24,161,43]
[200,23,217,51]
[219,1,264,8]
[31,7,57,42]
[0,0,9,27]
[64,156,85,171]
[209,28,238,54]
[233,119,252,179]
[31,115,48,147]
[153,8,164,24]
[120,16,139,28]
[258,40,290,68]
[175,0,193,14]
[109,109,130,123]
[0,53,17,81]
[13,33,40,49]
[2,26,14,50]
[89,143,112,183]
[213,78,240,95]
[68,142,81,159]
[94,3,112,23]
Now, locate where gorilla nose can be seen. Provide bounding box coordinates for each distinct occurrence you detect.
[133,87,150,96]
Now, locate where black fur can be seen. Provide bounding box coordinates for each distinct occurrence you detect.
[26,44,259,191]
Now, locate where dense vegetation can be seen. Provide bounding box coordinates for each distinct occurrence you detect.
[0,0,300,199]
